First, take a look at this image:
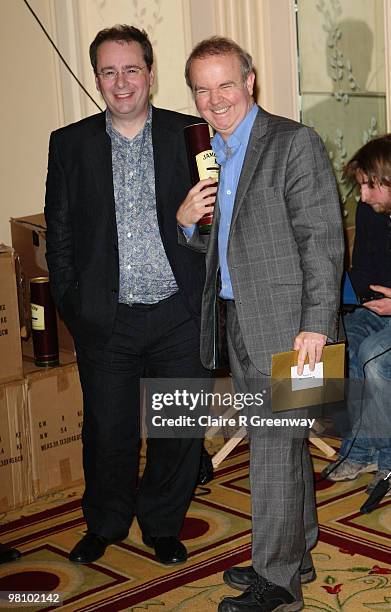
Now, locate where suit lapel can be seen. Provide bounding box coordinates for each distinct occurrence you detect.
[229,108,270,236]
[87,128,114,209]
[152,107,177,219]
[84,115,118,238]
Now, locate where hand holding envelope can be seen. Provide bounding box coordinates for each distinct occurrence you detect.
[293,331,327,375]
[271,342,345,413]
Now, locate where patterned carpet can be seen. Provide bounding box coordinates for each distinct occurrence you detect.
[1,438,390,611]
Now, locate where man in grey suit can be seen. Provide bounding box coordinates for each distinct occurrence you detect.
[177,37,344,611]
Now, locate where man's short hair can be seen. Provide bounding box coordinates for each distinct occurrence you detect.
[344,135,391,188]
[89,24,153,74]
[185,36,253,88]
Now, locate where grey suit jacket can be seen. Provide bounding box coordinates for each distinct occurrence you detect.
[181,106,345,375]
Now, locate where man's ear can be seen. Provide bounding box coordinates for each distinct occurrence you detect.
[246,71,255,97]
[149,67,155,89]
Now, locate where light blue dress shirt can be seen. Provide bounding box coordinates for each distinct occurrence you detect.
[181,104,258,299]
[212,104,259,299]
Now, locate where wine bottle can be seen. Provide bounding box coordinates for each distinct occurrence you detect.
[30,277,59,367]
[184,122,219,234]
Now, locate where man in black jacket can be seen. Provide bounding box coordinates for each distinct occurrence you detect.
[45,25,209,566]
[323,136,391,497]
[349,201,391,297]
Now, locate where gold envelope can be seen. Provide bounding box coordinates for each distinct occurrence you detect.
[271,342,345,413]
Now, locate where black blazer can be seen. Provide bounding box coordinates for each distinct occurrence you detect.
[45,106,206,346]
[350,202,391,296]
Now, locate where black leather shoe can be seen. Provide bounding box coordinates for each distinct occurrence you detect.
[224,563,316,591]
[69,533,109,564]
[0,543,21,564]
[143,535,187,565]
[198,446,214,485]
[142,533,154,547]
[218,576,303,611]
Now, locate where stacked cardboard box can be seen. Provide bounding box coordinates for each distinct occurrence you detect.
[0,379,32,512]
[24,353,83,499]
[0,239,83,513]
[0,246,24,384]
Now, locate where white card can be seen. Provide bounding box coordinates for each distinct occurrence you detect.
[291,362,324,391]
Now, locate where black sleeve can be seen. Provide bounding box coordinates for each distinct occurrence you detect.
[44,133,76,311]
[350,202,374,295]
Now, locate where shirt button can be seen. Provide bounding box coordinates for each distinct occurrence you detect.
[227,189,232,195]
[127,264,131,270]
[127,232,131,238]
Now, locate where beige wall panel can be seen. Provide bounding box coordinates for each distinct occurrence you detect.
[189,0,218,44]
[51,0,93,124]
[0,0,61,244]
[213,0,299,120]
[257,0,299,119]
[298,0,385,93]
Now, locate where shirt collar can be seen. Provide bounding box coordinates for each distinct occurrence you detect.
[212,104,258,165]
[105,105,152,144]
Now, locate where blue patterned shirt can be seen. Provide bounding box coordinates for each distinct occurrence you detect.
[106,107,178,304]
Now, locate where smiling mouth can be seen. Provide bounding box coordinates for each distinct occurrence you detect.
[115,92,133,98]
[212,106,230,115]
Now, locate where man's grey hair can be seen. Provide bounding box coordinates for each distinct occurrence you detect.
[185,36,253,88]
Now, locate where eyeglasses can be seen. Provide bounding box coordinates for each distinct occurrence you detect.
[96,66,147,81]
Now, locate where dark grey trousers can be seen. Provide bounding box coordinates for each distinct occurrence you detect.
[226,301,318,601]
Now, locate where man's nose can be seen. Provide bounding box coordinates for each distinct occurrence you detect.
[116,71,127,87]
[209,88,222,104]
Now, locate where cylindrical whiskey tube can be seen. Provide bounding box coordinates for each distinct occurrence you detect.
[184,122,219,234]
[30,277,59,367]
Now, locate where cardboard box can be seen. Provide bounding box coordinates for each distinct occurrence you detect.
[26,356,84,498]
[0,246,23,384]
[10,214,75,355]
[0,353,84,512]
[0,379,33,512]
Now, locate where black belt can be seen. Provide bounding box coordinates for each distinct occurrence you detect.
[218,296,235,302]
[129,302,160,310]
[120,292,179,311]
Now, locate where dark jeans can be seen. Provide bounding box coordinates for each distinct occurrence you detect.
[76,293,206,541]
[340,308,391,471]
